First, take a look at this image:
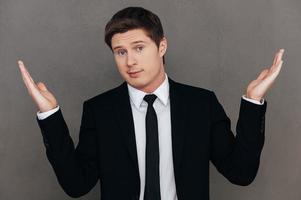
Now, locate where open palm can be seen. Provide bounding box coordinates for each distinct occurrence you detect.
[246,49,284,101]
[18,60,58,112]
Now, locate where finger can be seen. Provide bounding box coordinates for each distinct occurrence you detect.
[257,69,269,80]
[270,49,284,73]
[275,49,285,65]
[270,58,284,75]
[255,56,284,95]
[263,60,283,83]
[18,60,35,83]
[18,61,32,88]
[18,60,36,85]
[37,82,48,92]
[272,49,285,66]
[274,60,283,75]
[18,60,38,92]
[272,52,279,66]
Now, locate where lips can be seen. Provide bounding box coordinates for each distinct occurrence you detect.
[128,70,143,74]
[127,70,143,77]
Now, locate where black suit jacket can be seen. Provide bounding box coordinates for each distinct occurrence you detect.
[37,77,267,200]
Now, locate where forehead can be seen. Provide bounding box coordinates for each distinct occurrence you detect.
[111,29,152,48]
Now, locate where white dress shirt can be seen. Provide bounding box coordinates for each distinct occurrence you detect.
[37,73,264,200]
[127,73,177,200]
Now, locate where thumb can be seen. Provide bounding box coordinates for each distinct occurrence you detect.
[257,69,269,80]
[37,82,48,91]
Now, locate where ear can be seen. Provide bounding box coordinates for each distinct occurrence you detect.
[159,37,167,57]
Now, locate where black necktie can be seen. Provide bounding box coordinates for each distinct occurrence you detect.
[143,94,161,200]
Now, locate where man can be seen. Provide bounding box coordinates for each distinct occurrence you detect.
[18,7,284,200]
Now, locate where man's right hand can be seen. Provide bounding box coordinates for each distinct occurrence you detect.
[18,60,58,113]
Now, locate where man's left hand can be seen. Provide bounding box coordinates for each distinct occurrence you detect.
[246,49,285,101]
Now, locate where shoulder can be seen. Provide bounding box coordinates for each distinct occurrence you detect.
[83,82,126,107]
[170,78,215,101]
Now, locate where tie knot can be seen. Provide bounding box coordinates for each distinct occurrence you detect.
[143,94,157,106]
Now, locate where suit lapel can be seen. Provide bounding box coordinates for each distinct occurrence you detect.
[113,82,140,174]
[169,78,187,176]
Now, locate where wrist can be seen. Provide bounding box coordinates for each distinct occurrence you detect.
[246,93,262,101]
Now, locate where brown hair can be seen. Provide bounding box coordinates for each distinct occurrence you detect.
[105,7,165,63]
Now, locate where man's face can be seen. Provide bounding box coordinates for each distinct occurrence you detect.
[111,28,167,93]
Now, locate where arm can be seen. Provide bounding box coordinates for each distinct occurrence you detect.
[18,61,99,197]
[210,48,284,185]
[36,101,99,197]
[210,92,266,185]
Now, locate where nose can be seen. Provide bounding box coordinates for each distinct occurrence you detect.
[126,52,137,67]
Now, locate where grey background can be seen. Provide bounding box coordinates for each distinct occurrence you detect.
[0,0,300,199]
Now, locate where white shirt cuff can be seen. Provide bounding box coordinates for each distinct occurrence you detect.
[242,95,264,105]
[37,105,60,120]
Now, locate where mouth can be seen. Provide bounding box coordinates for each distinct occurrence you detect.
[127,70,143,77]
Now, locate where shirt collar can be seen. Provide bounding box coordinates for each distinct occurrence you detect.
[127,73,169,109]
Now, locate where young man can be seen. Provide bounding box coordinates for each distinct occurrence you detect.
[18,7,284,200]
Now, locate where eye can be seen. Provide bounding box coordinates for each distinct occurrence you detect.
[116,49,127,56]
[136,46,144,52]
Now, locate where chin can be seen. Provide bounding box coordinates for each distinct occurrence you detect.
[129,81,146,89]
[128,79,150,90]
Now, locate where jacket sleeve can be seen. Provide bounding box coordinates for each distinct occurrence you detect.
[209,91,267,186]
[36,101,99,197]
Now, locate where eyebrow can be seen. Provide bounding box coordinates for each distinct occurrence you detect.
[112,40,147,51]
